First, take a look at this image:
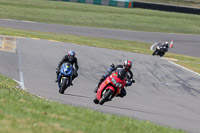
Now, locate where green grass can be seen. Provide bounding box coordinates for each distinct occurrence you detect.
[0,27,152,55]
[165,53,200,73]
[0,0,200,35]
[0,1,198,132]
[134,0,200,8]
[0,74,18,87]
[0,75,187,133]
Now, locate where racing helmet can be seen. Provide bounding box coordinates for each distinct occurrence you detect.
[123,60,132,70]
[165,42,169,45]
[68,50,76,61]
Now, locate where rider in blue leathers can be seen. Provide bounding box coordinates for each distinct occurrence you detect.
[55,50,79,85]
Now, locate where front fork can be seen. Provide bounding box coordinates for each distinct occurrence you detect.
[58,75,72,88]
[102,89,113,100]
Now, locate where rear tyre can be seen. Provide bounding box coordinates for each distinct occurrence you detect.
[59,78,68,94]
[99,89,113,105]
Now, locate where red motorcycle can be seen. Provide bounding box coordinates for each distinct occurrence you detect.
[93,68,130,105]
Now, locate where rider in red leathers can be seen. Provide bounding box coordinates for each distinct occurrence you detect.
[94,60,135,98]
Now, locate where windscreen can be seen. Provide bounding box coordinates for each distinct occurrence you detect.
[64,62,72,68]
[116,68,127,80]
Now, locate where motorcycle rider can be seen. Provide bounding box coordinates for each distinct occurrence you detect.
[55,50,79,85]
[152,41,169,56]
[94,60,135,98]
[161,41,169,51]
[156,42,169,51]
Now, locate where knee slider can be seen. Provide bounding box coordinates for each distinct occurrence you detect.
[100,75,105,81]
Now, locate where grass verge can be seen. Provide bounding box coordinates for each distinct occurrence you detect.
[1,27,200,74]
[0,0,200,35]
[165,53,200,73]
[0,75,187,133]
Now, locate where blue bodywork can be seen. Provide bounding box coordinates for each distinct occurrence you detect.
[57,62,73,89]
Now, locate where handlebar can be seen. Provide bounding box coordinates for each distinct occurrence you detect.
[110,63,115,68]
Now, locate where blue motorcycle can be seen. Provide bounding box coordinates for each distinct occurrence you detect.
[57,62,73,94]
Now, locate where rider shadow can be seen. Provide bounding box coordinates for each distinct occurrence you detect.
[63,93,93,99]
[103,104,162,116]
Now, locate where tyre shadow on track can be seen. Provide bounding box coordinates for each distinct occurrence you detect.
[64,93,93,99]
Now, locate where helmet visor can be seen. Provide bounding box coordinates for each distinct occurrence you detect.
[69,55,74,59]
[125,65,131,70]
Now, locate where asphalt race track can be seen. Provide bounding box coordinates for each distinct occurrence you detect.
[0,36,200,133]
[0,18,200,57]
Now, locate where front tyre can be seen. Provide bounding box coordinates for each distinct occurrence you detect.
[152,51,157,56]
[59,78,68,94]
[93,97,99,104]
[99,89,113,105]
[160,52,165,57]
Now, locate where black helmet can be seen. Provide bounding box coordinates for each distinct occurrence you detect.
[68,50,76,61]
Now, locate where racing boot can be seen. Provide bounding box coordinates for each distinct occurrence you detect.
[55,68,59,82]
[55,77,58,82]
[94,81,103,93]
[94,75,107,93]
[94,86,98,93]
[116,88,126,98]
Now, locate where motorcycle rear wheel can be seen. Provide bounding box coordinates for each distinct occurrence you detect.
[99,89,113,105]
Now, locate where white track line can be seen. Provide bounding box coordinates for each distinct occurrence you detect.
[168,60,200,77]
[17,39,25,90]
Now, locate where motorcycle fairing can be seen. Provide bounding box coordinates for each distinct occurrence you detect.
[96,82,115,100]
[60,63,73,76]
[58,62,73,89]
[96,72,126,100]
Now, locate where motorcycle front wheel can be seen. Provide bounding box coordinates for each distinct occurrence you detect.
[99,89,113,105]
[160,52,165,57]
[59,77,68,94]
[93,97,99,104]
[152,51,157,56]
